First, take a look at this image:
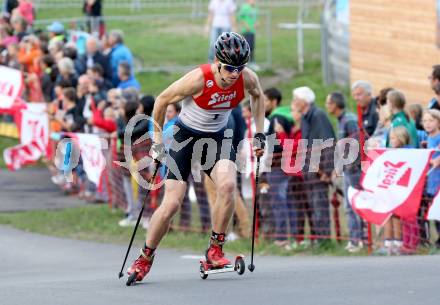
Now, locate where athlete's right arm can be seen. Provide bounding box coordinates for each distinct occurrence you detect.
[152,69,204,144]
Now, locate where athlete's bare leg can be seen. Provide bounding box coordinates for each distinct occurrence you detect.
[145,179,187,248]
[209,159,237,233]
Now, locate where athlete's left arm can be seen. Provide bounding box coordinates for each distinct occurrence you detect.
[244,68,265,135]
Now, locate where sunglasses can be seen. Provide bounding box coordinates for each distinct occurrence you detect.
[222,63,246,73]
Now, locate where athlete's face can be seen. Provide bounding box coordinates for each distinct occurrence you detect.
[220,63,245,85]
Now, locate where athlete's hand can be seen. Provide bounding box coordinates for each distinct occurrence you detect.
[151,142,166,164]
[253,133,266,158]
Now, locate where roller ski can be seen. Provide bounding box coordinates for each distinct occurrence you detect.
[199,236,246,279]
[125,248,155,286]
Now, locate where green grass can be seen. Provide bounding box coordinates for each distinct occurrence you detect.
[0,136,18,168]
[0,205,364,256]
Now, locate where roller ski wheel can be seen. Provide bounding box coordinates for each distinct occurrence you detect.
[199,255,245,279]
[235,257,245,275]
[200,264,208,279]
[126,272,138,286]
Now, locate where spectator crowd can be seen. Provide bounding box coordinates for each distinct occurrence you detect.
[0,0,439,256]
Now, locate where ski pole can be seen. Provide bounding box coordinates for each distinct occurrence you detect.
[118,162,160,279]
[248,156,261,272]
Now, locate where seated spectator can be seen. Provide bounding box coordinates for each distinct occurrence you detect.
[117,61,140,91]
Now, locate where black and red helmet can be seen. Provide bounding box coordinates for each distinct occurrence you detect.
[214,32,250,67]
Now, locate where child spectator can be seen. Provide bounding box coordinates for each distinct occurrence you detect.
[382,126,413,255]
[408,103,428,148]
[387,90,418,147]
[422,109,440,248]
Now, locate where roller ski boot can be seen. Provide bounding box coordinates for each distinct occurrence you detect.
[126,248,155,286]
[199,234,245,279]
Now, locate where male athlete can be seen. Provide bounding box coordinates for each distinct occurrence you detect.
[127,32,266,283]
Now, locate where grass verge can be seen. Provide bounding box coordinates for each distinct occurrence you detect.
[0,136,18,168]
[0,205,366,256]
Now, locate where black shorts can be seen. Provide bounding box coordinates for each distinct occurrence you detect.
[165,120,236,181]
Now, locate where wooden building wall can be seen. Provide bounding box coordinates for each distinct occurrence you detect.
[350,0,439,103]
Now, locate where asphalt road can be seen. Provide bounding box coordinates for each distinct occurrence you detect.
[0,225,439,305]
[0,168,83,212]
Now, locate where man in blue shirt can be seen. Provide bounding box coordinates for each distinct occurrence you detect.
[108,30,134,86]
[326,91,364,252]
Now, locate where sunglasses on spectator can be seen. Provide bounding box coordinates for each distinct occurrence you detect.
[221,63,246,73]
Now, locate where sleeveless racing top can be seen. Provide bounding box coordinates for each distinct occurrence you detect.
[179,64,245,133]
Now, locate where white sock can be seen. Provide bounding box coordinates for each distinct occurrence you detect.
[384,240,393,248]
[393,240,403,248]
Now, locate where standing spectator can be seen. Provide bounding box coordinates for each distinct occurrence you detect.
[325,92,364,253]
[39,54,57,103]
[205,0,236,62]
[46,21,66,44]
[292,86,335,242]
[88,63,112,91]
[117,61,140,91]
[83,0,104,38]
[11,15,27,42]
[14,0,34,27]
[264,87,295,248]
[3,0,18,18]
[238,0,258,68]
[422,109,440,248]
[0,24,18,49]
[428,65,440,110]
[56,57,78,89]
[382,127,413,255]
[351,80,379,137]
[108,29,133,87]
[273,99,310,248]
[387,90,418,147]
[78,36,112,81]
[408,103,428,148]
